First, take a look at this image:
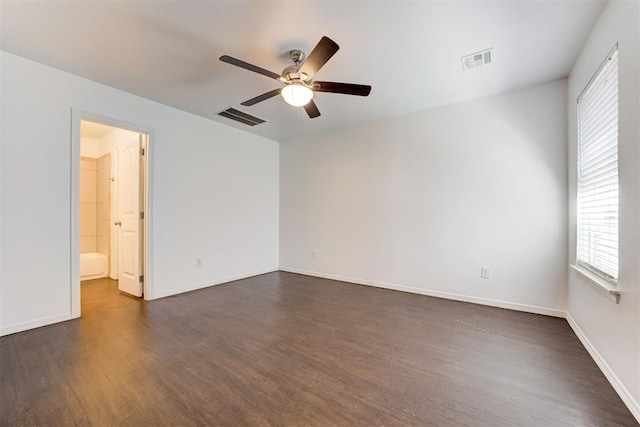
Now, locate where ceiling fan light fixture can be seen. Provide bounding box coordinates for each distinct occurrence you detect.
[281,83,313,107]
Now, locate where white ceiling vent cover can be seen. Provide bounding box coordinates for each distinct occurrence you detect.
[461,48,494,71]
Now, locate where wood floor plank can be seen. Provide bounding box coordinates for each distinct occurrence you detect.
[1,272,637,426]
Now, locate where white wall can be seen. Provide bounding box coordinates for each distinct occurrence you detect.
[566,0,640,419]
[80,136,101,158]
[0,51,279,335]
[97,127,138,157]
[80,129,133,159]
[280,79,568,315]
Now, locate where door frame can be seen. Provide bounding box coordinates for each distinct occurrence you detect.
[71,109,153,318]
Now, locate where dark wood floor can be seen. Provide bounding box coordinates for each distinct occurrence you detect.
[1,272,636,426]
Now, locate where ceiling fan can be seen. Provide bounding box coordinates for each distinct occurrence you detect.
[219,36,371,119]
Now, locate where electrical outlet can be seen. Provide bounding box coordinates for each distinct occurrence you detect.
[312,250,317,259]
[195,258,203,267]
[481,266,491,279]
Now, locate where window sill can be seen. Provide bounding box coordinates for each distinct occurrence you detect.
[570,265,620,303]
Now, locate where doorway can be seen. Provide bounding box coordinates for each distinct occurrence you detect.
[71,112,150,317]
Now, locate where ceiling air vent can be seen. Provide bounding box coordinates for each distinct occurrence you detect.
[461,48,494,71]
[217,107,266,126]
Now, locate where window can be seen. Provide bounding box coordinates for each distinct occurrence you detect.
[576,44,619,284]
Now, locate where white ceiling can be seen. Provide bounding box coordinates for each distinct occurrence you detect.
[1,0,605,141]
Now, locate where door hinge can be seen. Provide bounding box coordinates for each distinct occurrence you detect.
[140,211,144,220]
[139,275,144,283]
[140,147,145,156]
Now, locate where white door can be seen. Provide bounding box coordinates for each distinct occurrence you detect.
[117,134,143,297]
[109,148,119,280]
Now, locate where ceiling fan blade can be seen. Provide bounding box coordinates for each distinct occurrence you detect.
[241,88,282,106]
[219,55,281,80]
[304,99,321,118]
[313,81,372,96]
[298,36,339,79]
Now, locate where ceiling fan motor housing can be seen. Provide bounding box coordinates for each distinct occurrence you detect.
[282,50,311,83]
[281,65,311,84]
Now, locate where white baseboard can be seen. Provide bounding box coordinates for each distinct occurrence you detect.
[566,313,640,423]
[1,312,72,337]
[151,268,279,300]
[279,267,566,318]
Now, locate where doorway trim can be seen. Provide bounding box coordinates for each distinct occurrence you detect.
[71,109,153,318]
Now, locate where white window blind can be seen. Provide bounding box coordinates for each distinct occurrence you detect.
[577,45,619,284]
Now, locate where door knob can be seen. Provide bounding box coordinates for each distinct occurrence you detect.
[114,221,122,226]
